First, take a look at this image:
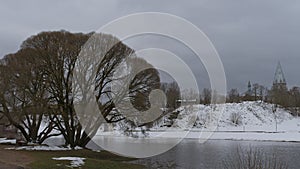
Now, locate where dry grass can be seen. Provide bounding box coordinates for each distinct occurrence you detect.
[223,146,288,169]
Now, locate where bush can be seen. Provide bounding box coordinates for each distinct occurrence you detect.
[223,146,288,169]
[230,112,242,125]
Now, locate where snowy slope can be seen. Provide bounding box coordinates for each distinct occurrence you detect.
[95,101,300,142]
[169,101,298,132]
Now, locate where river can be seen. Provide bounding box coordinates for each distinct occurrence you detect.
[45,138,300,169]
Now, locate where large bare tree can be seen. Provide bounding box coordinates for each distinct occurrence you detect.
[18,31,160,147]
[0,48,58,143]
[74,34,161,142]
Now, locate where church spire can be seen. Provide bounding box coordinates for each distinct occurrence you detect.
[273,61,287,90]
[273,61,286,85]
[247,81,252,95]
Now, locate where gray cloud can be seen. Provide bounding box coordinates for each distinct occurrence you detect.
[1,0,300,92]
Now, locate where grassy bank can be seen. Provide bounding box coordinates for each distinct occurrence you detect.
[0,145,144,169]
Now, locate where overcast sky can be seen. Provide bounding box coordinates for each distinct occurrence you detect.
[1,0,300,92]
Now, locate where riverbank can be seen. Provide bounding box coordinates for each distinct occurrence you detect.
[0,144,143,169]
[95,130,300,144]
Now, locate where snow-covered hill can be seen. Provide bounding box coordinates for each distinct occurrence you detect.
[97,101,300,142]
[160,101,299,132]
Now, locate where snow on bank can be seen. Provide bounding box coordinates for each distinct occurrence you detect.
[94,130,300,143]
[176,131,300,142]
[207,131,300,142]
[52,157,85,167]
[0,138,16,144]
[6,145,82,151]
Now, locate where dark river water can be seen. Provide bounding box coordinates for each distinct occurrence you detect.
[131,140,300,169]
[45,138,300,169]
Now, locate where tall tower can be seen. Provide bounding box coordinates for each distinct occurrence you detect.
[247,81,252,95]
[272,62,287,90]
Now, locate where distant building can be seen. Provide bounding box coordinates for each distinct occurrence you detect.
[176,99,197,105]
[243,81,265,101]
[272,61,287,91]
[242,81,255,101]
[246,81,252,96]
[269,61,289,106]
[244,62,287,98]
[242,81,253,96]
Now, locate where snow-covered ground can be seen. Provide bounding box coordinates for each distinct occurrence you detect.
[6,145,82,151]
[52,157,85,168]
[0,138,16,144]
[176,101,299,132]
[96,101,300,142]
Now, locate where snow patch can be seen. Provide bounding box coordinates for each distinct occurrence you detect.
[0,138,16,144]
[52,157,85,168]
[6,145,82,151]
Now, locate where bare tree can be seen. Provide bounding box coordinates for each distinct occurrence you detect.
[288,87,300,115]
[18,31,161,147]
[20,31,94,147]
[227,88,240,103]
[165,82,181,110]
[181,88,199,103]
[253,83,266,101]
[201,88,211,105]
[0,30,161,147]
[0,48,58,144]
[94,55,161,128]
[270,85,289,108]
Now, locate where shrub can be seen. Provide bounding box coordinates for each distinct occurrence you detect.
[230,112,242,125]
[223,146,288,169]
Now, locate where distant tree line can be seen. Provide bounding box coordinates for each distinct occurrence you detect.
[176,83,300,115]
[226,84,300,115]
[160,82,181,110]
